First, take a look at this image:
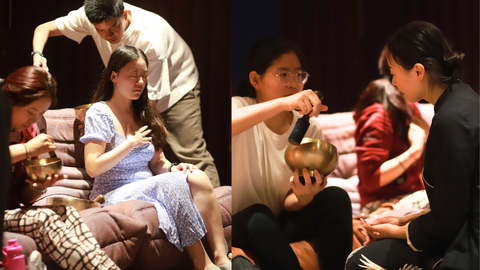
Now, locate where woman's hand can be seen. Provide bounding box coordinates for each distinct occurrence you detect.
[361,218,405,241]
[25,174,67,190]
[126,125,152,148]
[172,163,198,173]
[25,133,56,157]
[282,90,328,117]
[408,123,426,151]
[33,54,49,72]
[358,216,408,245]
[357,218,376,245]
[411,114,430,139]
[289,168,327,206]
[370,215,408,227]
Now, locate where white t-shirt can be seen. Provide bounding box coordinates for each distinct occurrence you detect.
[232,96,324,216]
[55,3,199,112]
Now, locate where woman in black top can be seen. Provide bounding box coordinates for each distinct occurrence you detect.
[346,21,479,270]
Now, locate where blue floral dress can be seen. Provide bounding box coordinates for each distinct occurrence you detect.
[80,101,206,251]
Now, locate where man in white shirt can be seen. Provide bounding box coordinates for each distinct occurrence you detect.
[31,0,220,187]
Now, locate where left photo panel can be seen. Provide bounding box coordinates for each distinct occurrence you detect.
[0,0,232,269]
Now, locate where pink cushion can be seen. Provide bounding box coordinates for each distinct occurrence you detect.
[37,108,84,168]
[313,111,357,179]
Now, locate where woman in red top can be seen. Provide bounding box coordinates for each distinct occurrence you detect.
[3,66,120,270]
[354,76,429,215]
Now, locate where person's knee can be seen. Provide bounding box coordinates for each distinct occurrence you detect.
[155,173,190,193]
[188,170,214,191]
[247,209,279,236]
[322,186,352,209]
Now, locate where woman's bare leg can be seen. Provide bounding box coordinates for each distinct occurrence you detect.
[187,170,230,266]
[185,240,217,270]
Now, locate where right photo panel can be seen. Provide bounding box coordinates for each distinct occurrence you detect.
[230,1,479,269]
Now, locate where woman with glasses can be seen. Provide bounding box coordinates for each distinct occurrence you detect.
[231,38,353,270]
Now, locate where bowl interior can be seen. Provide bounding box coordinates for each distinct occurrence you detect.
[24,157,63,183]
[284,137,339,177]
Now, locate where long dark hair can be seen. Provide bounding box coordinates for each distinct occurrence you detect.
[91,45,167,150]
[354,78,413,146]
[387,21,464,86]
[233,37,304,98]
[2,66,58,108]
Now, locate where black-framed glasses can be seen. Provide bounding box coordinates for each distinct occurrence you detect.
[273,71,310,85]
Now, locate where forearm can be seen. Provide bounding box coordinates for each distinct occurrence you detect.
[392,224,407,239]
[390,209,430,239]
[232,99,286,137]
[378,146,423,187]
[9,144,30,164]
[403,208,430,224]
[149,155,170,175]
[85,141,134,177]
[33,21,62,52]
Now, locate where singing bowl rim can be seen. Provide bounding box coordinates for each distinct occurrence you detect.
[24,157,63,183]
[24,157,63,167]
[284,137,339,176]
[46,197,101,212]
[74,103,92,110]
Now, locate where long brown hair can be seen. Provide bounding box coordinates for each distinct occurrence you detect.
[2,66,58,108]
[91,45,167,150]
[354,78,413,145]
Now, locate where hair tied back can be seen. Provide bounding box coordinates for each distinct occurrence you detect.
[445,52,465,62]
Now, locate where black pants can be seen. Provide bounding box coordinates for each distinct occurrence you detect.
[345,238,443,270]
[232,186,353,270]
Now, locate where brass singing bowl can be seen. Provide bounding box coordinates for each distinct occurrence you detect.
[24,157,63,183]
[285,137,339,177]
[46,196,103,212]
[74,103,92,110]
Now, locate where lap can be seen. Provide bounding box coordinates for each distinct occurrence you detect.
[103,172,190,205]
[4,205,72,220]
[278,186,352,242]
[234,187,352,244]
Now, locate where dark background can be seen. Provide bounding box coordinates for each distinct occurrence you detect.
[232,0,479,113]
[0,0,232,186]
